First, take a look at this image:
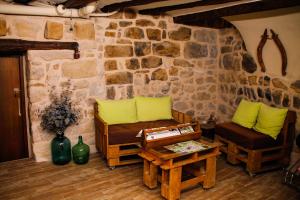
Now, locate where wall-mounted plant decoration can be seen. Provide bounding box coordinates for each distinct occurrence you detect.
[257,29,287,76]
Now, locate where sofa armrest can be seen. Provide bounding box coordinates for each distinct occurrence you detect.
[281,110,297,149]
[172,109,200,133]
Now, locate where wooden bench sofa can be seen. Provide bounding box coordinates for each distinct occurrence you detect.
[215,110,297,175]
[94,103,198,169]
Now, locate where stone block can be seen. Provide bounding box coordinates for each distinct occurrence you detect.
[124,27,144,39]
[74,80,89,89]
[0,18,7,36]
[105,45,133,57]
[126,58,140,70]
[104,60,118,71]
[153,41,180,57]
[272,78,288,90]
[248,76,257,85]
[169,66,178,76]
[141,56,162,68]
[134,42,151,56]
[184,42,208,59]
[29,86,47,103]
[106,72,133,85]
[158,21,167,29]
[74,22,95,40]
[62,59,97,79]
[210,45,218,58]
[116,39,132,44]
[44,21,63,40]
[29,65,45,80]
[28,50,74,61]
[106,22,118,30]
[151,68,168,81]
[146,28,161,41]
[105,31,116,37]
[242,53,257,73]
[173,59,194,68]
[293,96,300,109]
[15,20,39,38]
[107,87,116,99]
[119,21,132,27]
[136,19,155,27]
[291,80,300,93]
[223,54,234,70]
[194,29,217,43]
[168,27,191,41]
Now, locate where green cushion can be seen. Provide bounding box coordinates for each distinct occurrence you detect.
[96,98,137,125]
[253,104,288,139]
[135,96,172,122]
[232,99,261,128]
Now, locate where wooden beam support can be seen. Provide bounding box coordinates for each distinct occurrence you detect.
[0,39,80,59]
[174,0,300,28]
[139,0,239,15]
[101,0,169,13]
[64,0,97,9]
[175,17,233,29]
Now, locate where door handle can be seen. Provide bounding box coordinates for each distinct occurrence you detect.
[13,88,22,117]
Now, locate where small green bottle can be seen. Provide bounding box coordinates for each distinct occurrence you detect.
[72,136,90,164]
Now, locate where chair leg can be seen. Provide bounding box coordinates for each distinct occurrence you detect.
[247,151,262,174]
[227,142,241,164]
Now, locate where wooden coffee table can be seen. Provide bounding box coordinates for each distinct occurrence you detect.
[139,139,221,200]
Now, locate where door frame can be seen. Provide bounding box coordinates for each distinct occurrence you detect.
[0,52,31,160]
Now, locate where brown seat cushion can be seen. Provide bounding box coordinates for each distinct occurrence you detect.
[215,122,283,150]
[108,119,180,145]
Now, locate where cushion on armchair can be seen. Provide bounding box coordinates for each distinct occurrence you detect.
[253,104,288,139]
[232,99,261,129]
[135,96,172,122]
[96,98,137,125]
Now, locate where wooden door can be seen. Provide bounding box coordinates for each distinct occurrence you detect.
[0,56,28,162]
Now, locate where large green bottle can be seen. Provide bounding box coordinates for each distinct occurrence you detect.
[72,136,90,164]
[51,134,71,165]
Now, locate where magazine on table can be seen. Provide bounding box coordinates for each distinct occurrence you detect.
[164,140,210,153]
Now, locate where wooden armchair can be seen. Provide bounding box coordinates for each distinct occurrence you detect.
[215,110,297,175]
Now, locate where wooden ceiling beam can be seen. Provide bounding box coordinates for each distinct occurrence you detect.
[63,0,97,9]
[101,0,170,12]
[139,0,239,15]
[176,17,233,28]
[174,0,300,28]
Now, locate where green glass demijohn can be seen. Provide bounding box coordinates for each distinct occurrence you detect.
[51,133,72,165]
[72,136,90,164]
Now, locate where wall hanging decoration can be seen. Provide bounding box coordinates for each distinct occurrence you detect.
[257,29,287,76]
[40,90,80,165]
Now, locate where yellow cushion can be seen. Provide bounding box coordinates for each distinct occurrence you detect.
[232,99,261,128]
[253,104,288,139]
[96,99,137,125]
[135,96,172,122]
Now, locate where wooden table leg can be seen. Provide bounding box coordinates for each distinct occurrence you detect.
[161,167,182,200]
[203,156,216,189]
[143,159,158,189]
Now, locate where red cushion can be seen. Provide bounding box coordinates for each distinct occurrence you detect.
[215,122,283,150]
[108,120,180,145]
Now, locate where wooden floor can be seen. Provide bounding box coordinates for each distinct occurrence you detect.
[0,154,299,200]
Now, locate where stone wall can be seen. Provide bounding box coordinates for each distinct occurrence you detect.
[217,28,300,162]
[0,11,219,161]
